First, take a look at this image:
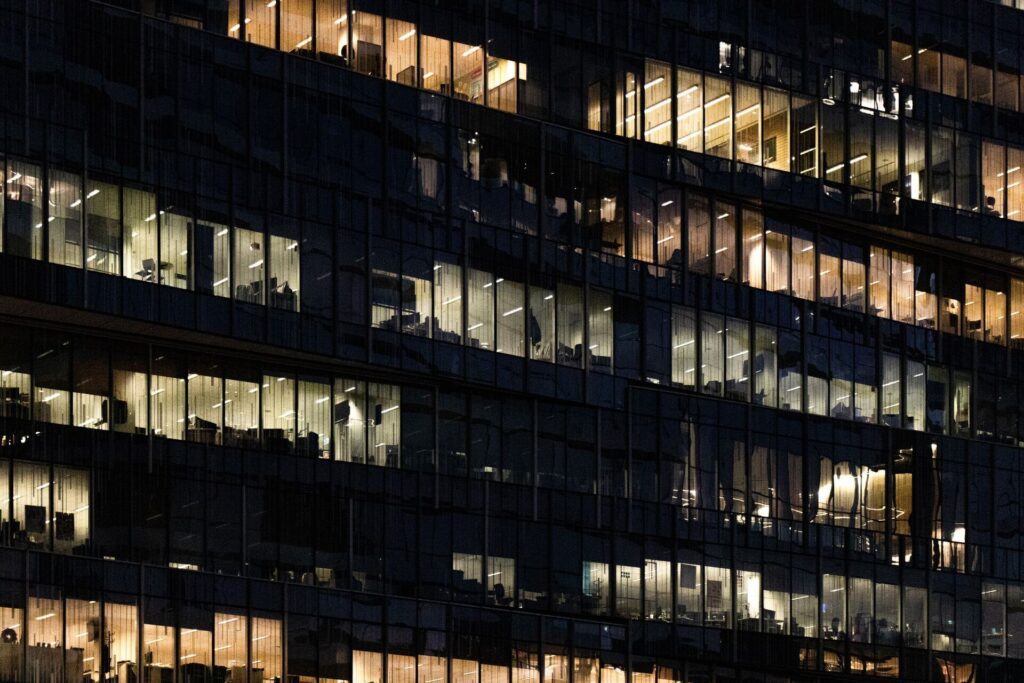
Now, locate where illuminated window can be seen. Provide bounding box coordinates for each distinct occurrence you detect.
[85,181,120,275]
[48,169,83,268]
[234,226,265,305]
[5,160,43,260]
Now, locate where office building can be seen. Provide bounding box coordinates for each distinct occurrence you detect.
[0,0,1022,680]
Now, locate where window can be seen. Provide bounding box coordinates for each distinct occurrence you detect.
[421,35,451,95]
[434,259,463,344]
[52,466,90,554]
[385,18,417,85]
[763,558,790,635]
[215,611,248,673]
[86,181,120,275]
[5,160,43,260]
[48,170,83,268]
[496,279,525,356]
[763,88,790,172]
[582,561,609,615]
[765,222,790,294]
[877,115,900,196]
[793,95,818,178]
[269,233,300,311]
[112,350,148,436]
[855,346,877,424]
[368,382,400,467]
[556,284,584,367]
[982,583,1005,657]
[821,104,846,185]
[791,227,815,300]
[487,555,516,606]
[143,612,175,676]
[687,193,710,275]
[160,209,191,288]
[1012,278,1024,346]
[754,325,778,407]
[224,374,260,449]
[588,289,613,372]
[891,250,914,324]
[677,560,702,625]
[704,565,732,628]
[121,187,157,284]
[188,368,221,444]
[529,285,555,362]
[235,226,265,304]
[334,379,366,463]
[66,598,99,680]
[779,331,802,412]
[644,559,672,621]
[891,40,913,85]
[703,76,731,159]
[986,287,1007,345]
[487,51,520,114]
[643,61,672,146]
[467,268,494,350]
[848,109,873,189]
[713,202,736,281]
[966,282,983,339]
[983,141,1006,217]
[818,238,840,307]
[315,0,348,59]
[735,568,761,629]
[931,126,954,207]
[296,378,327,458]
[701,313,724,396]
[28,595,61,652]
[724,318,749,401]
[195,219,230,297]
[454,41,484,104]
[792,566,818,637]
[905,121,928,201]
[822,574,846,640]
[263,373,296,451]
[915,261,938,329]
[676,68,702,153]
[953,371,971,436]
[632,181,655,264]
[105,599,138,678]
[735,83,761,165]
[251,614,282,680]
[616,66,640,140]
[880,353,901,428]
[655,187,682,266]
[13,461,51,549]
[671,306,696,389]
[741,208,763,288]
[611,563,640,619]
[841,244,865,313]
[151,353,185,439]
[869,246,891,318]
[352,11,383,77]
[906,360,926,431]
[1008,147,1024,220]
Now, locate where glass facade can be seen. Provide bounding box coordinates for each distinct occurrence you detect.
[2,0,1024,681]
